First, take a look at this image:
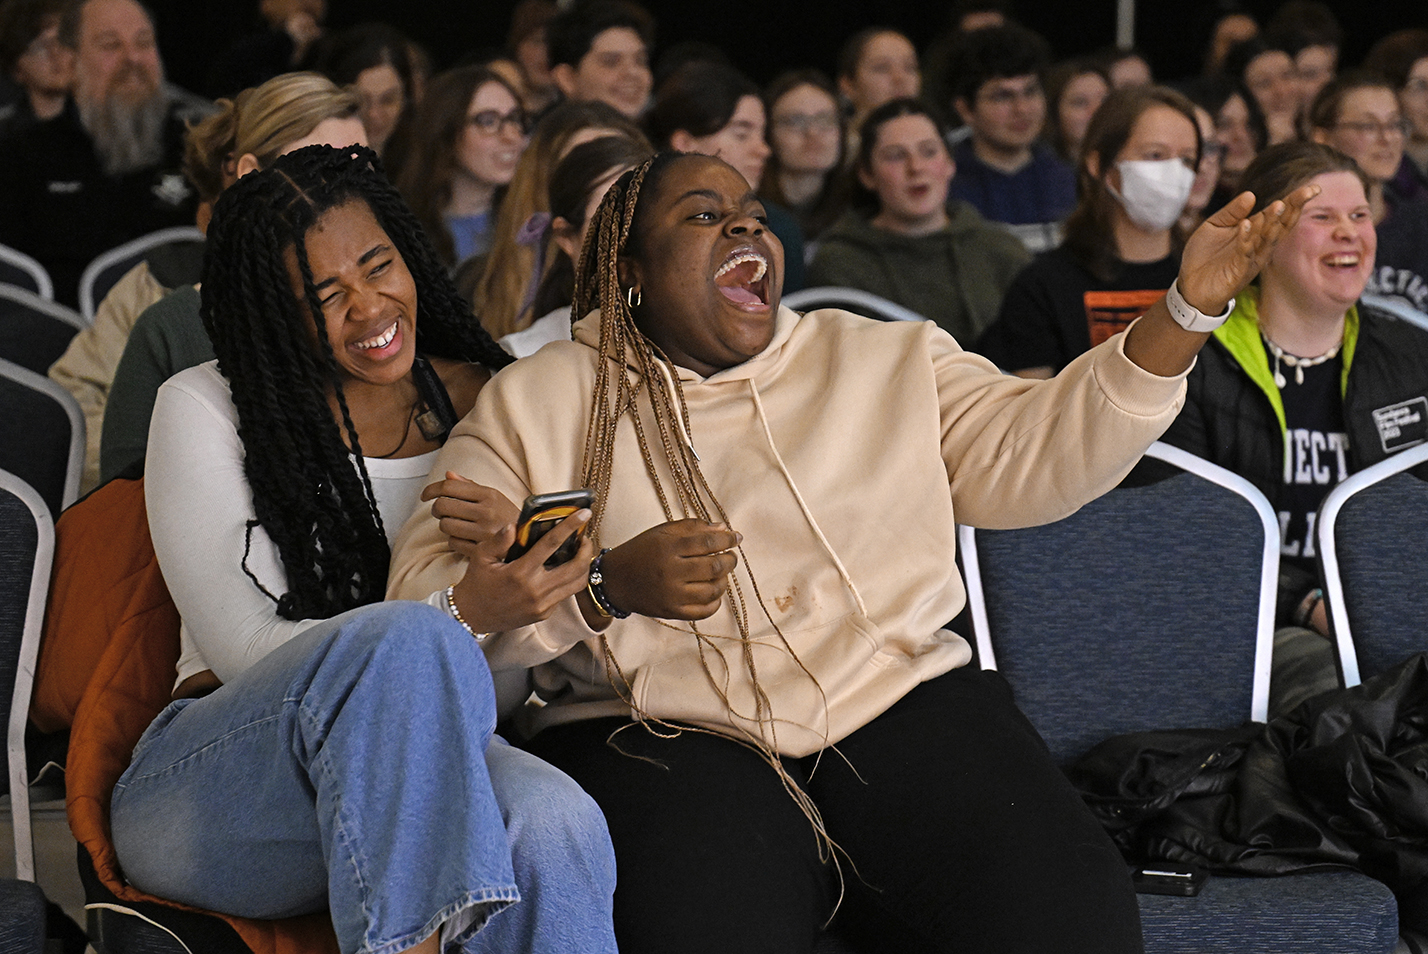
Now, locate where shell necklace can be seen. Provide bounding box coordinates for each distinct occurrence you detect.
[1261,331,1342,388]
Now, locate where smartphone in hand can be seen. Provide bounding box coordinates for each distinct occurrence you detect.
[505,489,594,568]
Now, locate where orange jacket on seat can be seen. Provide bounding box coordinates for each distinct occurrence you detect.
[37,476,338,954]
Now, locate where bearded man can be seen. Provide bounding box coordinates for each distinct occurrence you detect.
[0,0,202,307]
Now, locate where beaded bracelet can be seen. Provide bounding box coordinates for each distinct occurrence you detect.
[445,585,490,641]
[586,548,630,619]
[1294,587,1324,629]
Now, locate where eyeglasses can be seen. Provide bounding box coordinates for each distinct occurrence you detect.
[773,112,839,135]
[469,109,529,136]
[1199,142,1228,163]
[1333,119,1410,139]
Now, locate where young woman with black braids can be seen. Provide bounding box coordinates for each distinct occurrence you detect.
[390,150,1315,953]
[107,144,618,954]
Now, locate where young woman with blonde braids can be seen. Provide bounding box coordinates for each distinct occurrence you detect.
[390,150,1314,953]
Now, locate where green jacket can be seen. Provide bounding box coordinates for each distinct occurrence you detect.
[806,202,1030,343]
[100,283,214,484]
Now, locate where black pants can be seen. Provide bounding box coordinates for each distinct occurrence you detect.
[524,666,1144,954]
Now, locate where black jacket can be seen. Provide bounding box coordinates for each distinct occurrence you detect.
[0,97,196,307]
[1162,303,1428,491]
[1131,298,1428,621]
[1068,652,1428,931]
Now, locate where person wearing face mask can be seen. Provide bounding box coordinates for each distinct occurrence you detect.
[974,86,1201,377]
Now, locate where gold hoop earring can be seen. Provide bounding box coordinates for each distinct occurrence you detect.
[626,286,641,309]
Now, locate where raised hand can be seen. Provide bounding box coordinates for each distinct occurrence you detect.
[1178,183,1320,316]
[599,519,741,621]
[1123,181,1321,377]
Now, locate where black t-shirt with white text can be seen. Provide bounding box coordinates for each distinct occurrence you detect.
[1275,352,1348,576]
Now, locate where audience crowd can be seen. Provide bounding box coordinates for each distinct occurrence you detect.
[5,0,1428,950]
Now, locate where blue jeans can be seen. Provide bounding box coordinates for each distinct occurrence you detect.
[110,602,618,954]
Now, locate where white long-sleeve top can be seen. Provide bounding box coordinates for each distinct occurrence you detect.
[146,361,437,686]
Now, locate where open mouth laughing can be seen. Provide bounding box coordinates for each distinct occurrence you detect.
[714,247,770,309]
[353,321,400,354]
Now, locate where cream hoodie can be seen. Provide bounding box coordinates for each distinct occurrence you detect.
[389,306,1188,756]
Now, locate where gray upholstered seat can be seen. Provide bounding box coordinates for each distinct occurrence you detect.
[0,359,83,518]
[0,285,84,376]
[0,470,54,883]
[77,226,204,324]
[959,441,1399,954]
[0,243,53,301]
[0,877,47,953]
[1136,871,1399,953]
[1318,441,1428,687]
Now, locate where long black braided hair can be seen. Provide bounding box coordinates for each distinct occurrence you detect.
[202,143,513,621]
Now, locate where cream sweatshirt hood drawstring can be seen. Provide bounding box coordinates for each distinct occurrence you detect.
[573,306,870,618]
[390,305,1188,756]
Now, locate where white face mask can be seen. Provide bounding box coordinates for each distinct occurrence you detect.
[1109,158,1196,232]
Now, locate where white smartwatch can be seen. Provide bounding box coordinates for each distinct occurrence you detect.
[1164,279,1233,334]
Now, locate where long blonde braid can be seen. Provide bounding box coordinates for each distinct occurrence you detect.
[571,154,850,894]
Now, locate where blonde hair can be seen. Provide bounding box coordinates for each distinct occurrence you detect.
[574,153,844,890]
[184,72,360,204]
[473,99,646,338]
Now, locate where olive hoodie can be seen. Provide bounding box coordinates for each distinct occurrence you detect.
[806,202,1030,342]
[388,306,1187,756]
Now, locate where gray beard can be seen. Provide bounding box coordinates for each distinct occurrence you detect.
[79,89,170,177]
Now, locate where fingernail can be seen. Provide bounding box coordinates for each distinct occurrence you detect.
[735,532,744,544]
[576,508,592,521]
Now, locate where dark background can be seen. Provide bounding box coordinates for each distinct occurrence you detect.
[150,1,1428,101]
